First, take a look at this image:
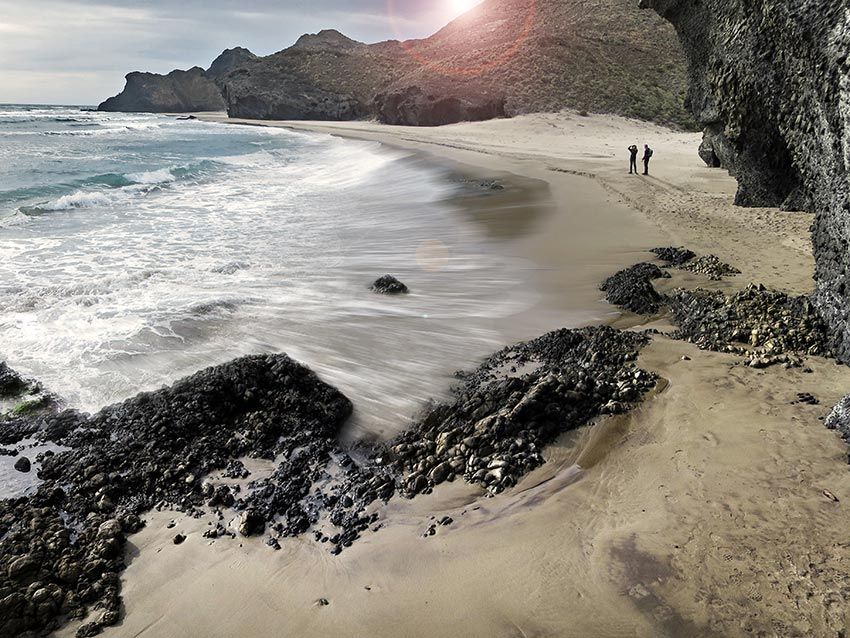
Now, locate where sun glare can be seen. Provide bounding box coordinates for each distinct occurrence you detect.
[450,0,482,16]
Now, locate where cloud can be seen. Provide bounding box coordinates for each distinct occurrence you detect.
[0,0,463,104]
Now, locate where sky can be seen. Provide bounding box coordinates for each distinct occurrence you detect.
[0,0,480,105]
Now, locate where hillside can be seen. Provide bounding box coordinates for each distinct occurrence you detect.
[101,0,693,128]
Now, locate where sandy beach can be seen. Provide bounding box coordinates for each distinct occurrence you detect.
[62,111,850,638]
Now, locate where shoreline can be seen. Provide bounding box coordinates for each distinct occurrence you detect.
[45,111,850,637]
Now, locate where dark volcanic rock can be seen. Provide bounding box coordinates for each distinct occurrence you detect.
[600,263,670,314]
[0,354,351,637]
[13,456,30,473]
[98,67,227,113]
[668,284,830,356]
[639,0,850,359]
[389,326,656,496]
[374,84,506,126]
[370,275,409,295]
[678,255,740,281]
[650,246,695,266]
[0,362,30,398]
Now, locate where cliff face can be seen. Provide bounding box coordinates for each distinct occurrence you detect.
[98,49,256,113]
[640,0,850,358]
[217,0,693,128]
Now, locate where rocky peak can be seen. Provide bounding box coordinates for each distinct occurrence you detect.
[291,29,363,51]
[207,47,257,78]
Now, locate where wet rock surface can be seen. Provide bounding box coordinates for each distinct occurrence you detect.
[0,363,30,399]
[0,354,351,637]
[389,326,657,496]
[668,285,830,357]
[600,263,670,314]
[370,275,409,295]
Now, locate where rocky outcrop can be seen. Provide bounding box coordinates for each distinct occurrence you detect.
[0,354,352,637]
[638,1,850,359]
[98,48,256,113]
[98,67,226,113]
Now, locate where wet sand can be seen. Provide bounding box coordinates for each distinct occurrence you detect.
[70,112,850,638]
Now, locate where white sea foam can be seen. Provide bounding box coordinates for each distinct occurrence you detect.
[39,191,112,210]
[126,168,176,185]
[0,108,540,437]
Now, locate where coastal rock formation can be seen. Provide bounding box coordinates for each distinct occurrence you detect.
[98,67,226,113]
[668,285,830,356]
[103,0,691,126]
[639,0,850,359]
[390,326,657,495]
[0,354,351,637]
[600,263,670,314]
[97,48,255,113]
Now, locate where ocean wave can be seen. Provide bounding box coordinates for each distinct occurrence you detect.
[125,168,177,185]
[26,191,113,212]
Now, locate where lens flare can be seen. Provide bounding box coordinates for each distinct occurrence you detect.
[386,0,538,79]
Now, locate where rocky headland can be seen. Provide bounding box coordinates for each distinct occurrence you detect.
[100,0,694,128]
[98,48,257,113]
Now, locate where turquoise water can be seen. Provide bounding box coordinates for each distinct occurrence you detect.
[0,105,536,438]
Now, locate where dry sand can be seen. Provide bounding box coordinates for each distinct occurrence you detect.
[69,112,850,638]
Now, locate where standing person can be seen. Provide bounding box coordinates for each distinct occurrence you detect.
[643,144,653,175]
[628,144,639,174]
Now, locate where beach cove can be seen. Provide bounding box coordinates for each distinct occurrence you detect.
[44,111,849,638]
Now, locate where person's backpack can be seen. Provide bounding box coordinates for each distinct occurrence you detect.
[648,148,654,158]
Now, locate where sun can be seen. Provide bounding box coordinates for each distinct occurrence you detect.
[450,0,483,16]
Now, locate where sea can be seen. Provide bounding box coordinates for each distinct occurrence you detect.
[0,104,538,446]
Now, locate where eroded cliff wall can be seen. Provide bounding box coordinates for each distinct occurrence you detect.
[641,0,850,359]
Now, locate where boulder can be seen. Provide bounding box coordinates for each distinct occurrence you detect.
[370,275,409,295]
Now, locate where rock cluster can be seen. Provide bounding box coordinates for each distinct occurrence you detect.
[650,246,695,266]
[668,284,830,356]
[600,263,670,314]
[639,0,850,360]
[0,354,351,637]
[370,275,409,295]
[388,326,657,496]
[650,246,739,280]
[678,255,741,281]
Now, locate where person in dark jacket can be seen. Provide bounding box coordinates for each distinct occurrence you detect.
[643,144,653,175]
[628,145,638,174]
